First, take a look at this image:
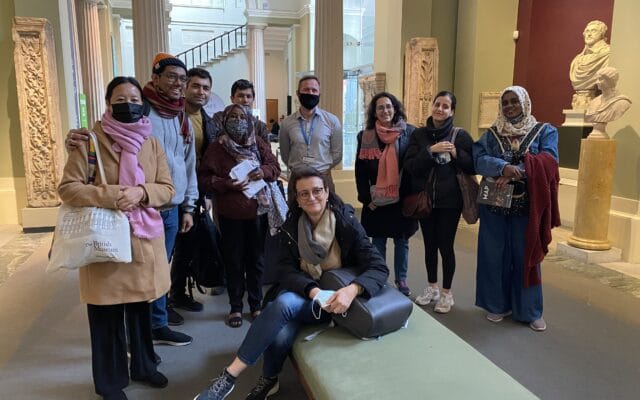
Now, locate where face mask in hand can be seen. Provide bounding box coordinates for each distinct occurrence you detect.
[298,93,320,110]
[111,102,145,123]
[312,289,336,320]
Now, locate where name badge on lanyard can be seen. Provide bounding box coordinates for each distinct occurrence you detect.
[299,115,317,163]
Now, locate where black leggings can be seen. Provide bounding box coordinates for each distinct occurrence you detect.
[419,208,462,290]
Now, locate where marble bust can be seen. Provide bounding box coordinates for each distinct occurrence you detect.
[569,20,610,109]
[585,67,631,139]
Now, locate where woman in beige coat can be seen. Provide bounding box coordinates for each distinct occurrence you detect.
[58,76,174,400]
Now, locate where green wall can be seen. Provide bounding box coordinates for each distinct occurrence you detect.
[454,0,518,138]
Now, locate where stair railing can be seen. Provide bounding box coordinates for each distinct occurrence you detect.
[176,24,247,70]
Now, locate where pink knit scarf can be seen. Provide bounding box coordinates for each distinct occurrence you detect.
[101,111,164,239]
[358,120,402,202]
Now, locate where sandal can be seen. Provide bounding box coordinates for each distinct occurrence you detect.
[227,312,243,328]
[250,310,261,320]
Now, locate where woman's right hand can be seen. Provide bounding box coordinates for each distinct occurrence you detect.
[226,178,248,191]
[430,141,454,154]
[65,128,90,151]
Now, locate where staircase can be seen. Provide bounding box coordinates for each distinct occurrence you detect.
[176,24,247,70]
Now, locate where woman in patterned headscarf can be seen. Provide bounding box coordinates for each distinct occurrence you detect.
[198,104,281,328]
[473,86,560,332]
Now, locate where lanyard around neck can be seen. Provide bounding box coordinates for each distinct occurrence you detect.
[298,114,318,146]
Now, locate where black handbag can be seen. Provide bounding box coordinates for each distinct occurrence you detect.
[185,209,225,293]
[319,268,413,339]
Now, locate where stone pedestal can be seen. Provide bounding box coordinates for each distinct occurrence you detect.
[404,37,438,127]
[358,73,386,114]
[557,242,621,264]
[562,109,588,127]
[567,139,617,250]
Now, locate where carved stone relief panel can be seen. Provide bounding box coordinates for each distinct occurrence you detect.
[404,37,438,127]
[12,17,65,208]
[358,73,386,113]
[478,92,502,129]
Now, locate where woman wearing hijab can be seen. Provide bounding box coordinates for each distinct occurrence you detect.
[355,92,417,296]
[404,91,475,313]
[192,166,388,400]
[58,76,175,400]
[198,104,281,328]
[473,86,559,332]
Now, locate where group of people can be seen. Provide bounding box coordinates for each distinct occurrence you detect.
[59,50,559,400]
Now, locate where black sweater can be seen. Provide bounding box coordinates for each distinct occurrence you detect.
[404,117,475,209]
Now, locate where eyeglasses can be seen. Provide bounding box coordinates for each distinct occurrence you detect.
[296,187,325,201]
[162,73,188,83]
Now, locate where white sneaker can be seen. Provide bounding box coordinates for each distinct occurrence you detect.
[415,286,440,306]
[434,291,454,313]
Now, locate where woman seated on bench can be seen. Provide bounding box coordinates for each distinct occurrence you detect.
[193,166,389,400]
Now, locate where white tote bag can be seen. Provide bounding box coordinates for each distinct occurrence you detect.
[47,132,132,272]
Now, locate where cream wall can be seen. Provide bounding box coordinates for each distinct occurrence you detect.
[207,51,251,105]
[294,13,310,76]
[373,0,403,96]
[454,0,518,138]
[265,50,288,118]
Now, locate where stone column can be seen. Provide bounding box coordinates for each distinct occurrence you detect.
[112,14,123,76]
[132,0,169,83]
[248,23,267,121]
[12,17,65,227]
[567,139,617,250]
[97,3,114,86]
[404,37,439,127]
[314,0,343,123]
[76,0,105,127]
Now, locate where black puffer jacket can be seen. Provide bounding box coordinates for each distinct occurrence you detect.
[275,202,389,299]
[404,117,475,209]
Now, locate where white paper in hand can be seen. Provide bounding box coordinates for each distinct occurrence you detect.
[229,159,267,198]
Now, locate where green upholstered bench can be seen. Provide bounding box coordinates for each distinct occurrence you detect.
[291,304,537,400]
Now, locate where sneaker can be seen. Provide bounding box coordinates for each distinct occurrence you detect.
[486,311,512,323]
[193,369,236,400]
[171,294,204,312]
[530,317,547,332]
[167,305,184,326]
[246,376,279,400]
[152,326,192,346]
[396,280,411,296]
[434,291,454,313]
[131,370,168,388]
[415,286,440,306]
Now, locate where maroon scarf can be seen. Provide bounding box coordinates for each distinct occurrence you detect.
[142,82,191,143]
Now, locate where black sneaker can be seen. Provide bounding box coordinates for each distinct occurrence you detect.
[167,305,184,326]
[171,294,204,312]
[193,369,236,400]
[131,370,168,388]
[246,376,279,400]
[152,326,192,346]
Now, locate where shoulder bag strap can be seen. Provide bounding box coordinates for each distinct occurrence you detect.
[88,131,106,185]
[521,122,546,153]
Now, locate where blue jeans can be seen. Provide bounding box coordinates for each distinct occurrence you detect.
[151,206,179,330]
[372,237,409,282]
[236,291,330,377]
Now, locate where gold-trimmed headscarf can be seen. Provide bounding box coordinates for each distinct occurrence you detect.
[494,86,538,149]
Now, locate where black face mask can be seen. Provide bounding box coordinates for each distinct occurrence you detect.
[298,93,320,110]
[111,102,145,123]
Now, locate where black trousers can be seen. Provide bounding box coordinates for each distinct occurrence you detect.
[219,215,266,313]
[87,302,157,396]
[419,207,462,290]
[171,208,199,298]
